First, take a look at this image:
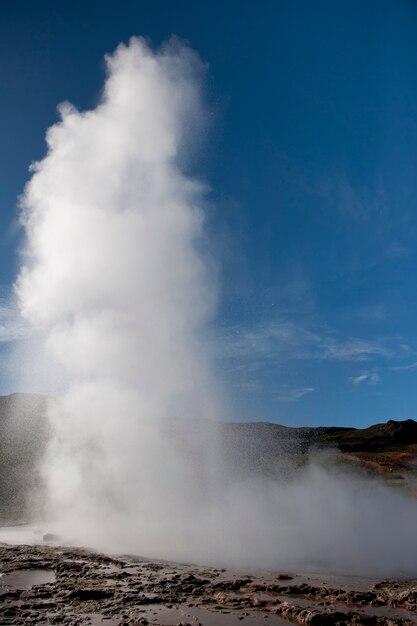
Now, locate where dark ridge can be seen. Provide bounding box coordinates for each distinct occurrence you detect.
[315,418,417,451]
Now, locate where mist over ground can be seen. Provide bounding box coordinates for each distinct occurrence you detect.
[10,37,417,577]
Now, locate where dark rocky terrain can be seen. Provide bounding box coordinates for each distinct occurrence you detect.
[1,394,417,625]
[1,542,417,626]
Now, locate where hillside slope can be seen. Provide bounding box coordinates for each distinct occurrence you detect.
[0,393,48,522]
[1,393,417,522]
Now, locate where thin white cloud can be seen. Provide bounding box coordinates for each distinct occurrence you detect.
[223,320,316,361]
[350,371,380,385]
[391,361,417,372]
[220,318,391,366]
[318,338,391,362]
[273,386,315,402]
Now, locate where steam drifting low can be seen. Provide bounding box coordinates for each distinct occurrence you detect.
[15,37,417,577]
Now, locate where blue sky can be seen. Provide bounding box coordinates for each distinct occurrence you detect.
[1,0,417,426]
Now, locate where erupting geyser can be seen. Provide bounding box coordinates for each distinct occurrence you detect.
[15,37,417,577]
[16,36,221,552]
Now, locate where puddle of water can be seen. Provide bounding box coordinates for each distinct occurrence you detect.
[274,595,417,624]
[335,600,417,623]
[77,615,119,626]
[0,569,56,589]
[142,603,291,625]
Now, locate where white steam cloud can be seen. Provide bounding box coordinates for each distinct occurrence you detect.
[16,35,221,551]
[15,37,417,577]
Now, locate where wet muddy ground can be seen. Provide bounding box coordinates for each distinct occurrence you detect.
[0,543,417,625]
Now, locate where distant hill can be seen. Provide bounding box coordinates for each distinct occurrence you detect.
[1,393,417,523]
[315,418,417,450]
[217,419,417,485]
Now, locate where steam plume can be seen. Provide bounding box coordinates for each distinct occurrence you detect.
[15,37,417,577]
[16,36,221,548]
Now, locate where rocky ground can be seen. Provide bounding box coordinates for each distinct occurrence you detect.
[1,543,417,626]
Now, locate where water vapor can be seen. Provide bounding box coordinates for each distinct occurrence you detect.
[16,35,221,549]
[15,37,417,578]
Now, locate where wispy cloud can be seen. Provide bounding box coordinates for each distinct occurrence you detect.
[273,386,315,402]
[318,338,391,362]
[222,319,317,362]
[391,361,417,372]
[220,317,391,366]
[350,371,380,386]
